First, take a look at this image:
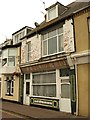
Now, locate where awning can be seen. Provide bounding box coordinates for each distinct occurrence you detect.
[20,58,69,74]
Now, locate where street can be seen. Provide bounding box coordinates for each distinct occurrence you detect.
[0,109,25,119]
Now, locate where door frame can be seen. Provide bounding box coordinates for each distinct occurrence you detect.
[59,76,71,113]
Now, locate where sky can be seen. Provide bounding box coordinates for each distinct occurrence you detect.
[0,0,76,44]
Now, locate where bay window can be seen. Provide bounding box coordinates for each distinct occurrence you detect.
[8,49,16,66]
[42,27,64,56]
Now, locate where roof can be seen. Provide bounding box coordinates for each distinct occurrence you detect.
[2,42,21,50]
[45,2,65,10]
[22,1,90,39]
[12,26,33,35]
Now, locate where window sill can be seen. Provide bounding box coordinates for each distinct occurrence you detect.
[5,94,13,96]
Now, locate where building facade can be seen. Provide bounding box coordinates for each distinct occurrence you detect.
[20,1,90,117]
[1,26,33,103]
[0,1,90,117]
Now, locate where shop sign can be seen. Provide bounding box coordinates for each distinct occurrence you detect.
[30,97,59,109]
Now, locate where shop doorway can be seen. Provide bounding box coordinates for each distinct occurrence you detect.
[60,76,71,113]
[24,82,30,105]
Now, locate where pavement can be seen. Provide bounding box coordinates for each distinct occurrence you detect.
[0,100,89,119]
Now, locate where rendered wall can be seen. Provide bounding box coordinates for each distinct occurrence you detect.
[74,11,89,52]
[77,64,88,116]
[74,10,90,116]
[2,75,19,102]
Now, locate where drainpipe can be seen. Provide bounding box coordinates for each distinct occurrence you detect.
[72,16,78,116]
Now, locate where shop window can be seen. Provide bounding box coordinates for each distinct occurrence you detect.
[32,71,56,97]
[26,82,30,95]
[60,68,70,77]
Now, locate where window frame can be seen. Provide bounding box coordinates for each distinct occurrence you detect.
[26,42,31,62]
[6,77,14,96]
[8,49,16,66]
[42,27,64,57]
[47,5,58,22]
[32,71,56,97]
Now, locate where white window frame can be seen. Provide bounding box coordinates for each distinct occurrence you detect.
[42,27,64,57]
[32,71,56,98]
[47,5,58,22]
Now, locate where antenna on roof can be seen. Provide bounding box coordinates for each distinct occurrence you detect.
[40,0,45,10]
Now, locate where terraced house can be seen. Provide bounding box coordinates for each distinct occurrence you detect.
[0,0,90,118]
[0,26,33,103]
[20,1,90,117]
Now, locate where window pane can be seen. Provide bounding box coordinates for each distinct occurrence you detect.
[26,42,31,61]
[11,81,14,94]
[48,7,56,20]
[8,49,16,56]
[61,84,70,98]
[48,37,57,54]
[33,72,56,84]
[25,74,30,80]
[8,56,15,66]
[33,85,56,97]
[43,34,48,40]
[48,30,57,38]
[60,68,70,77]
[58,35,64,52]
[58,27,63,34]
[43,40,47,55]
[26,82,30,94]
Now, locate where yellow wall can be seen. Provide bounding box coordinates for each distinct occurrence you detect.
[1,47,21,102]
[77,64,88,116]
[2,75,19,102]
[88,63,90,116]
[74,12,89,52]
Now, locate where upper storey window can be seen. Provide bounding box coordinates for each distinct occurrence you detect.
[47,6,57,21]
[15,31,25,44]
[26,42,31,62]
[42,27,64,56]
[47,5,58,21]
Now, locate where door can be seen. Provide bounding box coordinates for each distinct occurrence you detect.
[60,77,71,113]
[25,82,30,105]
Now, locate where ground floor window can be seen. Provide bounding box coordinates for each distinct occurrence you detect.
[32,71,56,97]
[5,76,14,95]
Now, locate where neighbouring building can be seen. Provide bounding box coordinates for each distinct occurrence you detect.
[20,1,90,117]
[0,44,2,98]
[1,26,33,103]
